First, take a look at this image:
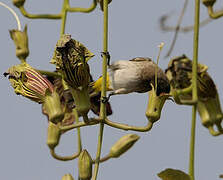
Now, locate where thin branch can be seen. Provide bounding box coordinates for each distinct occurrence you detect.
[160,14,212,33]
[0,2,21,30]
[50,148,80,161]
[165,0,188,57]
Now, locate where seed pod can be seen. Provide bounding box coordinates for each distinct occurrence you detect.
[9,25,29,62]
[47,121,61,149]
[61,174,74,180]
[12,0,25,8]
[78,150,92,180]
[109,134,140,158]
[202,0,216,7]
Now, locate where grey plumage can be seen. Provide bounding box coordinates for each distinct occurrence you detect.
[108,57,170,96]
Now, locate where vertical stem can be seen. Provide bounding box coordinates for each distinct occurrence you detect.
[73,109,82,152]
[92,0,109,179]
[189,106,197,180]
[192,0,199,102]
[60,0,69,35]
[189,0,200,179]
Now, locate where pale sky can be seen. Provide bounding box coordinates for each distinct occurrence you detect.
[0,0,223,180]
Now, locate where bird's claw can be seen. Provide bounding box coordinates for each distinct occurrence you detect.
[101,51,111,66]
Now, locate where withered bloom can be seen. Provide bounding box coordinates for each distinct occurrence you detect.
[165,55,223,135]
[165,54,215,100]
[4,63,64,123]
[50,34,94,89]
[43,74,113,122]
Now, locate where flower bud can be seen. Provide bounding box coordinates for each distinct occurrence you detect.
[47,121,61,149]
[61,174,74,180]
[109,134,140,158]
[9,25,29,61]
[78,150,92,180]
[202,0,216,7]
[12,0,25,8]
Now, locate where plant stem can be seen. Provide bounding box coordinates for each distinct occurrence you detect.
[50,149,80,161]
[207,6,223,19]
[92,0,109,179]
[19,6,62,19]
[189,106,197,180]
[92,154,111,164]
[59,119,99,132]
[0,2,21,30]
[73,109,82,153]
[189,0,200,179]
[67,0,97,13]
[104,118,153,132]
[60,0,69,35]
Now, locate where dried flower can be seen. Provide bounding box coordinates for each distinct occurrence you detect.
[165,55,223,135]
[51,34,94,89]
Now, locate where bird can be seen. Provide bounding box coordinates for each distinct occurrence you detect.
[91,57,170,98]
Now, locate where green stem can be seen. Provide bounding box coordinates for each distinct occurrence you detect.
[50,148,80,161]
[92,154,111,164]
[59,119,99,133]
[60,0,69,35]
[189,106,197,180]
[189,0,200,179]
[207,6,223,19]
[73,109,82,153]
[67,0,97,13]
[104,118,153,132]
[19,6,62,19]
[92,0,109,179]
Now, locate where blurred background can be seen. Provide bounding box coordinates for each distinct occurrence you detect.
[0,0,223,179]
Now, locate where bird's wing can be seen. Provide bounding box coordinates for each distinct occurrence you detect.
[129,57,152,62]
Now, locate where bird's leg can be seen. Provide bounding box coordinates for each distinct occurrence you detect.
[101,51,111,66]
[101,92,114,103]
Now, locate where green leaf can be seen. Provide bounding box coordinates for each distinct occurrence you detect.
[158,168,191,180]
